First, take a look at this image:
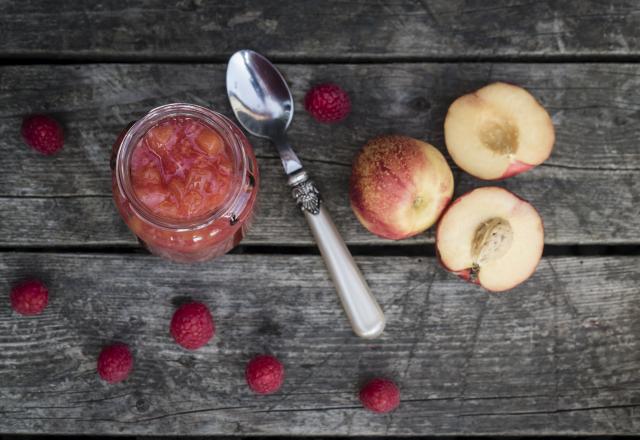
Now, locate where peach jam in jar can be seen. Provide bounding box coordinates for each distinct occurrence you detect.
[111,103,259,262]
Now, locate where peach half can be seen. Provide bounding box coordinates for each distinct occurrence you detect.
[350,135,454,240]
[444,82,554,180]
[436,186,544,292]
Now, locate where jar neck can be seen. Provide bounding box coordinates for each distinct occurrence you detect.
[115,103,247,231]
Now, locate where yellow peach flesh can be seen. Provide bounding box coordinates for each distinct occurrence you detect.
[436,186,544,292]
[444,82,554,180]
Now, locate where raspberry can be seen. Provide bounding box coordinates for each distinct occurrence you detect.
[304,83,351,123]
[21,115,64,155]
[245,354,284,394]
[170,302,215,350]
[359,378,400,413]
[10,279,49,316]
[97,343,133,384]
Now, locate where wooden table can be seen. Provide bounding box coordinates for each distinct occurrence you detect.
[1,1,640,436]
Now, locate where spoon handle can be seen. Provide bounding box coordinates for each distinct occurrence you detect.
[288,171,386,339]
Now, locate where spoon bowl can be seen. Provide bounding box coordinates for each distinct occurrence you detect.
[226,50,293,139]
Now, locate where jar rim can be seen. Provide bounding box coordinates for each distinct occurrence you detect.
[115,103,247,231]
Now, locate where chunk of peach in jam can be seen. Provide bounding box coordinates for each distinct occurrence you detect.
[130,117,233,222]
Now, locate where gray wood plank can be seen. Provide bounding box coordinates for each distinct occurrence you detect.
[1,1,639,59]
[2,63,640,179]
[1,164,638,247]
[0,63,639,246]
[1,253,639,435]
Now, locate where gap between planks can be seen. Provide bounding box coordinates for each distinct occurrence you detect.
[0,244,638,258]
[6,54,640,65]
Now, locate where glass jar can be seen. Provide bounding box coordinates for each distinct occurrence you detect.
[111,103,259,263]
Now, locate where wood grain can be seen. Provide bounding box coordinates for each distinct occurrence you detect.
[1,1,639,60]
[0,63,638,246]
[1,164,638,247]
[1,253,639,435]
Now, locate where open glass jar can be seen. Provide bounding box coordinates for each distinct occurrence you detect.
[111,103,259,263]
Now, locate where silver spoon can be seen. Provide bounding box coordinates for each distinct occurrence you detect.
[226,50,385,338]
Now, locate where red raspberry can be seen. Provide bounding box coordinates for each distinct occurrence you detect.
[21,115,64,155]
[10,279,49,316]
[245,354,284,394]
[97,343,133,384]
[304,83,351,123]
[170,302,215,350]
[359,378,400,413]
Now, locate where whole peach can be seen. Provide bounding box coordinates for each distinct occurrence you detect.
[349,135,454,240]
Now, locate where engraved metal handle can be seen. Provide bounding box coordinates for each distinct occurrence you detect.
[289,171,386,338]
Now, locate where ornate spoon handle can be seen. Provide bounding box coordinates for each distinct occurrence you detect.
[289,171,386,338]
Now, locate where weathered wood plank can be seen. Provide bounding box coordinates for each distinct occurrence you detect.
[1,253,639,435]
[2,63,640,179]
[0,63,639,246]
[1,1,639,59]
[1,164,638,247]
